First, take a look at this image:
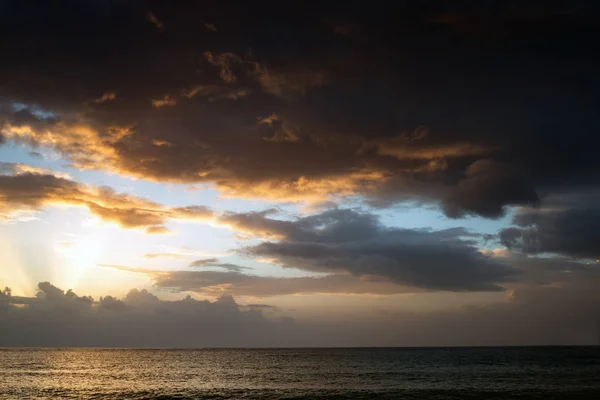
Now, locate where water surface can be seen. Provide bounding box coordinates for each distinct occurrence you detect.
[1,347,599,399]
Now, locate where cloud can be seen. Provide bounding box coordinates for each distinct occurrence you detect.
[499,193,600,260]
[249,63,329,98]
[144,253,188,260]
[302,278,600,347]
[182,85,250,102]
[144,246,227,259]
[188,258,220,266]
[146,11,164,30]
[151,95,177,108]
[2,274,600,346]
[0,1,598,217]
[201,20,217,32]
[100,264,420,297]
[188,258,251,272]
[204,52,242,83]
[245,304,277,310]
[442,160,540,219]
[144,225,172,235]
[259,114,301,143]
[220,208,517,291]
[0,162,71,179]
[0,282,280,347]
[0,167,214,233]
[94,92,116,104]
[151,139,172,147]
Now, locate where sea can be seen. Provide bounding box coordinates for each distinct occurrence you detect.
[1,347,599,399]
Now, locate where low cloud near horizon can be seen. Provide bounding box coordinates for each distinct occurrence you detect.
[1,280,599,347]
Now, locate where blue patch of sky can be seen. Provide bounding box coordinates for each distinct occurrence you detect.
[10,101,56,120]
[372,201,513,236]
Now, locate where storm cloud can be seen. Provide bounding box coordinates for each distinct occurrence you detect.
[0,1,598,216]
[227,208,517,291]
[499,193,600,260]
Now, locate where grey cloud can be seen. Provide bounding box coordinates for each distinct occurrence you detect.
[232,208,516,291]
[245,304,277,310]
[292,279,600,347]
[499,194,600,260]
[2,273,600,347]
[189,258,220,266]
[442,160,539,219]
[188,258,250,272]
[0,282,280,347]
[101,264,419,297]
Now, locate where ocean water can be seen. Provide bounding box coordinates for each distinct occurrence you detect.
[1,347,599,399]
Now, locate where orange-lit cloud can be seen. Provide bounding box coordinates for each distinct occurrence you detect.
[151,95,177,108]
[94,92,116,104]
[250,64,329,98]
[0,169,214,233]
[146,11,164,30]
[182,85,250,102]
[144,253,188,259]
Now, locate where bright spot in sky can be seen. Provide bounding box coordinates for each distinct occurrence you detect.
[53,236,105,290]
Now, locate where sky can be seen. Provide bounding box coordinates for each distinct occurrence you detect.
[1,0,599,347]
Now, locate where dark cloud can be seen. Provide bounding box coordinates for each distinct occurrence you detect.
[2,274,600,346]
[442,160,539,219]
[27,151,43,158]
[0,282,280,347]
[225,208,517,291]
[499,195,600,260]
[1,1,598,216]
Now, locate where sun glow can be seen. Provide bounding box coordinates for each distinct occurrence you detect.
[53,236,105,290]
[0,234,33,296]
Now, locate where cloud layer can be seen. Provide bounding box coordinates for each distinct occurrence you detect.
[0,168,213,233]
[2,278,599,347]
[0,282,278,347]
[231,209,516,291]
[1,1,597,216]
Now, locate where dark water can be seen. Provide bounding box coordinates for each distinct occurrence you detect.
[1,347,599,399]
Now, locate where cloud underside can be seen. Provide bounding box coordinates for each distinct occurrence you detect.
[1,107,534,218]
[2,277,600,347]
[499,194,600,260]
[2,2,598,217]
[0,169,213,232]
[223,208,517,291]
